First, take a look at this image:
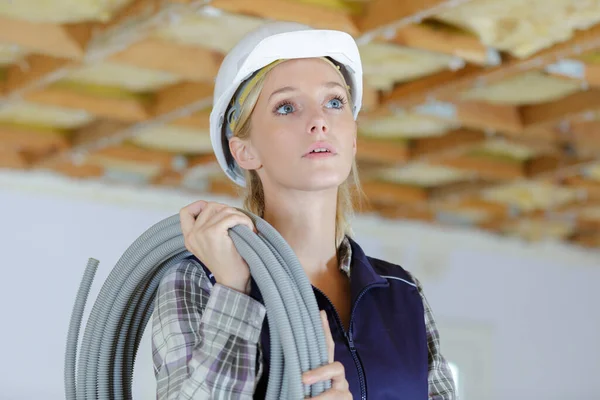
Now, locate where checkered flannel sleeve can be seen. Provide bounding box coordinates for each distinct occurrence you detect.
[151,260,266,400]
[409,273,457,400]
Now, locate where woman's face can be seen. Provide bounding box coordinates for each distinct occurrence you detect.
[233,58,357,192]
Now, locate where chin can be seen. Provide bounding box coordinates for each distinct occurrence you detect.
[294,171,350,191]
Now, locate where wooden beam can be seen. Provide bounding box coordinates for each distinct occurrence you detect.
[356,137,410,164]
[546,59,600,88]
[24,85,150,122]
[357,128,484,165]
[86,144,180,171]
[384,22,600,108]
[0,17,93,60]
[389,22,492,65]
[381,64,482,107]
[357,0,466,33]
[410,128,485,157]
[40,160,105,179]
[362,181,429,205]
[433,156,525,180]
[211,0,360,36]
[413,100,524,134]
[70,119,133,148]
[375,204,435,222]
[562,176,600,201]
[171,109,211,130]
[152,82,214,117]
[3,54,76,95]
[0,148,28,169]
[520,89,600,128]
[0,124,69,153]
[109,38,223,81]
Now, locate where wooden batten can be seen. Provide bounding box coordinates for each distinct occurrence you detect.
[3,55,76,95]
[520,89,600,128]
[390,22,490,65]
[211,0,360,35]
[110,38,223,81]
[357,0,459,33]
[0,17,92,60]
[362,180,429,205]
[152,82,214,117]
[356,137,410,164]
[25,86,150,123]
[0,124,70,153]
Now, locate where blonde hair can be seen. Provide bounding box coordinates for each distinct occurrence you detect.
[229,61,363,246]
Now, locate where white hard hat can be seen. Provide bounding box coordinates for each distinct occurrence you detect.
[209,21,363,187]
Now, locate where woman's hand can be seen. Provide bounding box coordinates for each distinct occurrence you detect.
[302,311,352,399]
[180,200,256,294]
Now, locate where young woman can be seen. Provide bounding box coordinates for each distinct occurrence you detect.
[151,22,456,400]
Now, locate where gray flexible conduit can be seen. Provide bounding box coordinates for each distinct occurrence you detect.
[65,211,332,400]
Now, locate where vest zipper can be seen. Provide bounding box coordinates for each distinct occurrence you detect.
[313,284,384,400]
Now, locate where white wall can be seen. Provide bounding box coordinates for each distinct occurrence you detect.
[1,170,599,400]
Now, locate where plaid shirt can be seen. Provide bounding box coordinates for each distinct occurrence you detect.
[151,237,456,399]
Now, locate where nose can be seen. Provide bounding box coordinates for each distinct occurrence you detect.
[308,113,329,135]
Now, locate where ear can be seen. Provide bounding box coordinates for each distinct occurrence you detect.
[229,136,262,170]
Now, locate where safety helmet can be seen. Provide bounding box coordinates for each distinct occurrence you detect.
[209,21,363,187]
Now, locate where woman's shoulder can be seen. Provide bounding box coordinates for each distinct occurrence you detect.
[367,255,419,285]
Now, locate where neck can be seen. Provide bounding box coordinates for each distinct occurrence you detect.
[262,186,340,281]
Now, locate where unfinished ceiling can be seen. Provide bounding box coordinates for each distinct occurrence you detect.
[1,0,599,250]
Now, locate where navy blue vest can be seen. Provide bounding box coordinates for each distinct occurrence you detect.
[197,238,429,399]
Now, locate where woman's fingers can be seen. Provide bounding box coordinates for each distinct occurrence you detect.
[302,362,348,389]
[179,200,207,236]
[202,206,256,233]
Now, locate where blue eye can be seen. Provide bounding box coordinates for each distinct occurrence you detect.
[276,103,295,115]
[327,97,345,109]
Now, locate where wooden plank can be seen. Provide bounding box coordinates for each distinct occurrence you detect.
[381,64,482,107]
[389,22,491,65]
[356,137,410,164]
[152,82,214,117]
[375,204,435,222]
[3,54,76,95]
[25,85,150,122]
[362,181,429,205]
[414,100,524,134]
[211,0,360,36]
[87,144,179,170]
[40,160,105,178]
[0,148,28,169]
[70,119,133,148]
[0,17,92,60]
[357,0,466,33]
[562,176,600,201]
[384,22,600,108]
[433,156,525,180]
[410,128,485,157]
[109,38,223,81]
[171,109,211,130]
[0,124,69,153]
[520,89,600,128]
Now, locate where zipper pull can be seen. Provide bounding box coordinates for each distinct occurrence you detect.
[347,329,355,350]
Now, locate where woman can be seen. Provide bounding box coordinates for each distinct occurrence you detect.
[151,22,456,399]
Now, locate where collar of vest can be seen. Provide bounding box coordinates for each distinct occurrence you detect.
[346,237,390,305]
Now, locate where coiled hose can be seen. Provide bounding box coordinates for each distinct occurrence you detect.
[64,210,331,400]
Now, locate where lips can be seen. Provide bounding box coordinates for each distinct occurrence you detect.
[304,141,337,157]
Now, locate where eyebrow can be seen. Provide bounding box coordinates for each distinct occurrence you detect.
[268,81,347,102]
